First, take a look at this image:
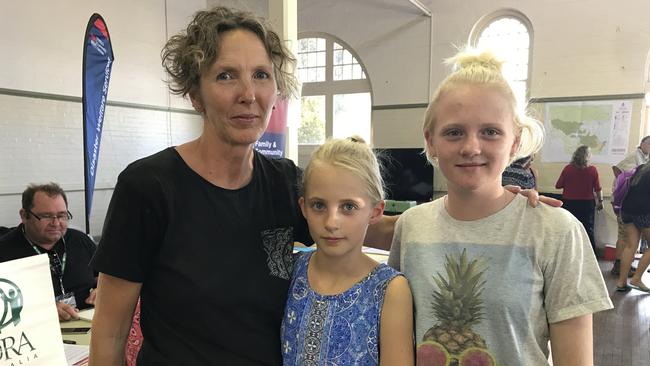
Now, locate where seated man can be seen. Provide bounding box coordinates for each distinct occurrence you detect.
[0,183,97,321]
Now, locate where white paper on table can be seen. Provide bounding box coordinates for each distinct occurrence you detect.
[64,344,89,366]
[77,308,94,322]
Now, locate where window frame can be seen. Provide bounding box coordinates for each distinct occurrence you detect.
[469,9,534,104]
[297,33,372,144]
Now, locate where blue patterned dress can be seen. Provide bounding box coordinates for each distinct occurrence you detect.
[281,251,402,366]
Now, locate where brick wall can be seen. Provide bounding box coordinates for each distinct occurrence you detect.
[0,93,201,234]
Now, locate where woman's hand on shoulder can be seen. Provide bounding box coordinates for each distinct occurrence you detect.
[504,185,563,208]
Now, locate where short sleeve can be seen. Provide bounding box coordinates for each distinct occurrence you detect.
[90,165,167,282]
[592,166,602,192]
[541,220,612,323]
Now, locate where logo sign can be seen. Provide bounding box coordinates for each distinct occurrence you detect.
[0,279,23,333]
[255,98,288,158]
[0,255,67,365]
[82,13,115,234]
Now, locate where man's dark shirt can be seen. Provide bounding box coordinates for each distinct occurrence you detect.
[0,224,97,308]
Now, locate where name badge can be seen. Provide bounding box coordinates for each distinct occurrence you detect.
[56,292,77,307]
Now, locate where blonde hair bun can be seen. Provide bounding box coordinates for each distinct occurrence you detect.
[447,48,504,74]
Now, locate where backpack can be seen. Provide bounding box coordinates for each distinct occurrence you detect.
[612,167,637,214]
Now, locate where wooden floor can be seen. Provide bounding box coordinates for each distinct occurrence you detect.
[594,257,650,365]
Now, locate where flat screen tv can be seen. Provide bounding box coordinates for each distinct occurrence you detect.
[375,148,433,203]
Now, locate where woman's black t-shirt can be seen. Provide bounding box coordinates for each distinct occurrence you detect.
[91,147,311,365]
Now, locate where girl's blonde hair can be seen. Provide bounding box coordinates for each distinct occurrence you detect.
[302,136,384,204]
[422,47,544,164]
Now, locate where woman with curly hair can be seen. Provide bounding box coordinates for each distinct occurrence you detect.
[89,6,397,365]
[555,145,604,252]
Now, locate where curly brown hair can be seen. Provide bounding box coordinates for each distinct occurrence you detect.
[570,145,591,168]
[161,6,298,99]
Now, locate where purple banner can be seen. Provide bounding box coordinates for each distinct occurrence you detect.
[82,14,114,234]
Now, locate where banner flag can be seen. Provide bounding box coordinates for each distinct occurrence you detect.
[0,255,67,365]
[254,98,288,158]
[82,13,114,234]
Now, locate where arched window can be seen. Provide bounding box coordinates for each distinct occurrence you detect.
[296,35,372,166]
[471,11,532,106]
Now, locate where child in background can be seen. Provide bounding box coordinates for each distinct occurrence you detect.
[389,48,612,366]
[281,137,414,366]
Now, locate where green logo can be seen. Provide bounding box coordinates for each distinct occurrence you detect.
[0,279,23,333]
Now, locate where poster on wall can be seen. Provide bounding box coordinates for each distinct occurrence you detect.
[0,255,67,365]
[540,100,632,164]
[254,99,288,158]
[82,13,114,234]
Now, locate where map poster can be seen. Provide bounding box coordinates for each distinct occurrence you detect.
[541,100,632,164]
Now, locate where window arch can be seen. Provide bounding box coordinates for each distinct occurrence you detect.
[470,10,533,106]
[296,34,372,166]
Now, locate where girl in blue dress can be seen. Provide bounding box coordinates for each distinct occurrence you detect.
[281,137,414,365]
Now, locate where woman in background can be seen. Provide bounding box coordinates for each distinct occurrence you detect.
[555,145,603,252]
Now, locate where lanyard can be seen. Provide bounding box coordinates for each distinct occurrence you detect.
[22,228,67,294]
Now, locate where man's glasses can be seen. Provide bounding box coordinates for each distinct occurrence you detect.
[27,209,73,223]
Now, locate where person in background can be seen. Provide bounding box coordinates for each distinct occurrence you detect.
[0,183,97,321]
[555,145,603,252]
[612,136,650,178]
[281,136,413,365]
[389,48,612,365]
[501,154,537,189]
[615,161,650,292]
[610,135,650,276]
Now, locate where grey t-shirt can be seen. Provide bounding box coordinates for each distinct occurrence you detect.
[389,194,612,365]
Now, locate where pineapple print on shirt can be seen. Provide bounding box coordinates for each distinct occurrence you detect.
[417,249,496,366]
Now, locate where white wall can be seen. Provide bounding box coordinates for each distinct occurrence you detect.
[297,0,650,146]
[298,0,431,106]
[0,0,207,234]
